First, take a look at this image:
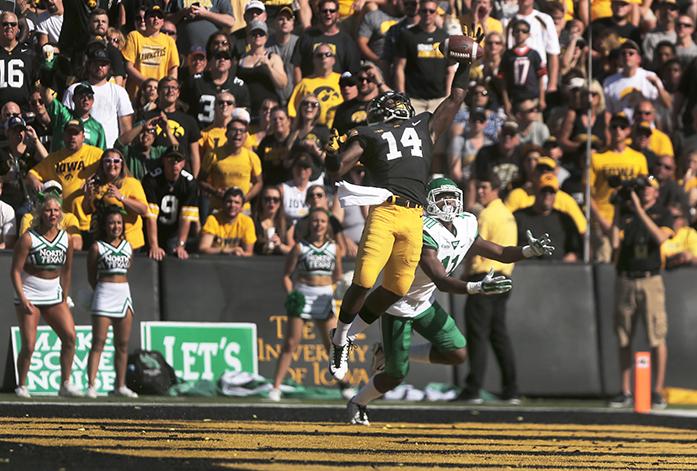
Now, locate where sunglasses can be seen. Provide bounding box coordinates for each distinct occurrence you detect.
[621,50,637,56]
[302,101,320,108]
[103,158,122,165]
[162,29,176,35]
[486,40,502,45]
[250,30,266,37]
[520,107,538,114]
[513,28,530,34]
[636,110,653,115]
[658,163,675,170]
[310,192,325,198]
[315,52,334,58]
[357,76,371,82]
[320,8,337,13]
[215,54,231,60]
[191,55,206,61]
[30,98,44,105]
[264,196,280,203]
[610,124,629,130]
[229,128,246,134]
[419,8,436,13]
[213,40,229,46]
[677,22,694,28]
[1,21,18,27]
[217,100,235,106]
[136,15,146,21]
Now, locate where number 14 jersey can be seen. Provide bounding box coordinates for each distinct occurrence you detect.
[347,112,434,205]
[387,213,479,318]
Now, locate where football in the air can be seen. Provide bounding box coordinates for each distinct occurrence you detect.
[439,35,484,62]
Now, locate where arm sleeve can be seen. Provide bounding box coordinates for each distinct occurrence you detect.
[121,31,138,63]
[243,216,257,245]
[202,214,218,235]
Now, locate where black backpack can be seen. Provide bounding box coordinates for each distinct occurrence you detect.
[126,349,178,395]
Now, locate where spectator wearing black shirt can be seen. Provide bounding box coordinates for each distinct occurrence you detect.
[499,19,546,115]
[589,0,641,47]
[291,0,361,82]
[180,50,250,127]
[513,173,581,262]
[393,0,454,114]
[381,0,420,79]
[467,120,521,210]
[0,12,35,108]
[609,175,672,410]
[142,149,200,260]
[230,0,267,60]
[58,0,119,60]
[257,107,292,186]
[332,62,389,137]
[143,77,202,177]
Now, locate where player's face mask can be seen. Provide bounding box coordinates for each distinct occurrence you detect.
[427,189,463,222]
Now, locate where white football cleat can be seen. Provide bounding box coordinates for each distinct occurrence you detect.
[15,386,31,398]
[347,399,369,426]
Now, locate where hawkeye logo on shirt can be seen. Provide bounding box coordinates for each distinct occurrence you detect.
[351,110,367,124]
[315,86,340,105]
[417,42,444,59]
[156,119,185,139]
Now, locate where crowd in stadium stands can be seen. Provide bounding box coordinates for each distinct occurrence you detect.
[1,0,697,268]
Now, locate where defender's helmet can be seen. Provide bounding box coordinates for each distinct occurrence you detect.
[366,91,416,124]
[426,177,463,222]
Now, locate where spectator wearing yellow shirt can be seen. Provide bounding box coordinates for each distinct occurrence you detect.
[199,94,256,159]
[505,153,587,235]
[634,100,674,158]
[19,181,83,250]
[288,43,343,127]
[199,187,256,256]
[122,6,180,97]
[589,112,648,262]
[81,149,149,250]
[199,110,263,211]
[679,150,697,210]
[27,121,103,233]
[663,203,697,269]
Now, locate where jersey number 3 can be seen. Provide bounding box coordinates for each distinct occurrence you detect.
[381,127,423,161]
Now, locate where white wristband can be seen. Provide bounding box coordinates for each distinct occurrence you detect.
[522,245,535,258]
[466,282,482,294]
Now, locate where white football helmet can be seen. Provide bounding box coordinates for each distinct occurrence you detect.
[426,177,463,222]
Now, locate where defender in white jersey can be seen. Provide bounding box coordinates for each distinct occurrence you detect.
[347,178,554,425]
[10,193,83,399]
[86,206,138,399]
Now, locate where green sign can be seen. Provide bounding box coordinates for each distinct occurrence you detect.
[11,325,115,396]
[141,322,258,381]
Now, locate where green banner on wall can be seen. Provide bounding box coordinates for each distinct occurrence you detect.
[140,322,258,381]
[11,325,115,396]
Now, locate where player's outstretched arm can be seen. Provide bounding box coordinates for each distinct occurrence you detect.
[420,246,510,295]
[429,26,485,143]
[470,230,555,263]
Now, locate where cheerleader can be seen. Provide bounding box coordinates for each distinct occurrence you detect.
[10,193,82,398]
[85,206,138,398]
[269,207,344,401]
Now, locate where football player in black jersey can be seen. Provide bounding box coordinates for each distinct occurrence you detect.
[325,28,485,381]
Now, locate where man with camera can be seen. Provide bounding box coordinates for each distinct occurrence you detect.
[609,175,673,410]
[590,112,648,262]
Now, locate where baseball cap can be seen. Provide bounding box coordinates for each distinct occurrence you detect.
[188,45,206,57]
[42,180,63,195]
[293,155,313,168]
[645,174,660,189]
[64,119,84,134]
[162,148,187,161]
[277,5,294,17]
[538,173,559,192]
[610,112,631,127]
[619,39,640,52]
[568,77,586,91]
[74,82,95,97]
[231,108,251,125]
[536,156,557,170]
[246,19,268,34]
[145,5,164,18]
[87,46,111,64]
[6,115,26,130]
[245,0,265,12]
[339,71,357,87]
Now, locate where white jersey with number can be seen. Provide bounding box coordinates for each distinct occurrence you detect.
[387,212,479,318]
